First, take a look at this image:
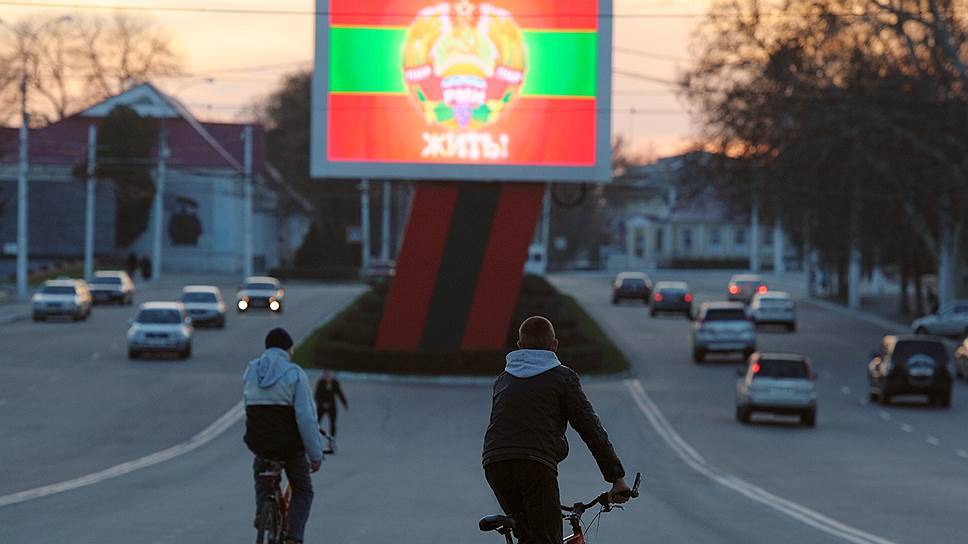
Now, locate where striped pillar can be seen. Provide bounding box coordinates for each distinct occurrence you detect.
[376,182,545,351]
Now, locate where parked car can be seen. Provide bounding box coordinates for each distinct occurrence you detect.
[911,300,968,337]
[32,279,92,321]
[180,285,227,328]
[649,281,693,317]
[236,276,285,313]
[691,302,756,362]
[127,302,193,359]
[366,260,396,286]
[88,270,135,305]
[750,291,797,331]
[867,335,953,407]
[611,272,652,304]
[735,353,817,426]
[955,338,968,380]
[727,274,768,304]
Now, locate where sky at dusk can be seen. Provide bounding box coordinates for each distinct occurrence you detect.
[2,0,711,157]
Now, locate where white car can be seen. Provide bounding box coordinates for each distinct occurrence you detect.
[89,270,135,305]
[912,300,968,337]
[750,291,797,331]
[691,302,756,362]
[127,302,193,359]
[736,353,817,426]
[181,285,227,328]
[236,276,285,313]
[32,279,92,321]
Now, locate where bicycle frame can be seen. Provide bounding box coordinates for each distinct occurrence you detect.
[257,461,292,544]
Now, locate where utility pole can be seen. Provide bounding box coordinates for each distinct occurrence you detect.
[540,183,551,274]
[151,120,168,283]
[749,195,760,273]
[380,180,391,261]
[15,76,28,300]
[84,124,97,281]
[772,217,785,275]
[360,178,370,276]
[242,125,254,278]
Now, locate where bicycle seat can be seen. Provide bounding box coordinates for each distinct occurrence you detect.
[479,514,515,532]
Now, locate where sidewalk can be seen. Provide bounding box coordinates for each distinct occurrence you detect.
[0,272,242,326]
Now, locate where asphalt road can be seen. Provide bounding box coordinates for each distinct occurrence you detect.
[1,271,965,543]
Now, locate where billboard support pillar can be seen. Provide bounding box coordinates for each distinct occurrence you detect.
[360,178,370,277]
[84,124,97,281]
[380,180,391,261]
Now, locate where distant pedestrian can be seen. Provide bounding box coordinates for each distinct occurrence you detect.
[314,370,347,437]
[926,286,939,314]
[126,252,138,278]
[140,255,152,281]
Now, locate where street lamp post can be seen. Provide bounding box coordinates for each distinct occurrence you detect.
[0,16,71,300]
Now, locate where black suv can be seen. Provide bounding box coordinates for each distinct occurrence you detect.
[868,335,954,407]
[611,272,652,304]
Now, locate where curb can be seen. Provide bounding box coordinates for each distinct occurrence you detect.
[0,311,28,326]
[803,297,907,333]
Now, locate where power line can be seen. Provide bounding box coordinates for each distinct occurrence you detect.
[614,69,680,86]
[615,47,690,63]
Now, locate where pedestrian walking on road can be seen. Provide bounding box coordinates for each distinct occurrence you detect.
[482,316,630,544]
[314,369,347,437]
[243,328,323,544]
[126,252,138,278]
[139,255,152,281]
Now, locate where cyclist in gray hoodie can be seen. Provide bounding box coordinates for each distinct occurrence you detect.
[243,328,323,544]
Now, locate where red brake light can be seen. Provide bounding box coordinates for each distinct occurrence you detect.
[683,293,693,303]
[729,285,740,295]
[751,362,761,374]
[757,285,768,293]
[654,293,663,302]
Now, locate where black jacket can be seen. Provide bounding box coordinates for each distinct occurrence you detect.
[482,365,625,483]
[314,378,347,413]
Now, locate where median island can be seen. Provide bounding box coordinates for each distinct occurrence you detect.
[294,275,629,376]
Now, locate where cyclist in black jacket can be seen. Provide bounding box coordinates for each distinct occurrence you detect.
[483,316,630,544]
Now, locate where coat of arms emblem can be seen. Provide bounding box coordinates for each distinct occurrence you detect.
[402,0,528,130]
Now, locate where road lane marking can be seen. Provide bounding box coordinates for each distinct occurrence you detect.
[626,380,897,544]
[957,449,968,460]
[879,411,891,421]
[90,351,101,360]
[927,436,940,446]
[899,424,913,433]
[841,386,851,395]
[0,401,243,509]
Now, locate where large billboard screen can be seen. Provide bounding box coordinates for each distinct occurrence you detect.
[311,0,612,182]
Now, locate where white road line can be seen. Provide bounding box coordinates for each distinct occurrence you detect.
[626,380,897,544]
[90,351,101,360]
[841,386,851,395]
[0,401,243,509]
[956,449,968,460]
[927,436,940,447]
[899,424,913,433]
[879,411,892,421]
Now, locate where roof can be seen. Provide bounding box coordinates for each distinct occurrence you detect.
[755,353,807,362]
[615,271,649,279]
[730,274,764,282]
[655,281,689,290]
[183,285,221,293]
[700,301,746,309]
[0,83,264,173]
[245,276,279,284]
[140,301,184,310]
[43,279,82,287]
[754,291,791,299]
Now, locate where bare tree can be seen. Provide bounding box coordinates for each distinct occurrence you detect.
[0,13,182,125]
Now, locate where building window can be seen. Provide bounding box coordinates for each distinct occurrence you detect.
[655,228,664,252]
[682,228,693,252]
[710,228,721,248]
[735,227,746,247]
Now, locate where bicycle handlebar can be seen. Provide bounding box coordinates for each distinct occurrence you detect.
[561,472,642,514]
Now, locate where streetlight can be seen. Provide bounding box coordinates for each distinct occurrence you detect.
[0,15,72,300]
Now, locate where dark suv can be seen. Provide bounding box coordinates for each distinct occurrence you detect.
[611,272,652,304]
[868,335,954,407]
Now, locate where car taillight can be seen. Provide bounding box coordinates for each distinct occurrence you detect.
[751,362,761,374]
[683,293,693,303]
[757,285,768,293]
[804,358,814,380]
[729,285,740,295]
[654,293,663,302]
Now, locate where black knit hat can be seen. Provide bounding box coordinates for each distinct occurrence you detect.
[265,328,294,350]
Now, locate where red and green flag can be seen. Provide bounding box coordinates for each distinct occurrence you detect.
[326,0,601,166]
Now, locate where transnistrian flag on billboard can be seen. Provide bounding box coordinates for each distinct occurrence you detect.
[318,0,609,178]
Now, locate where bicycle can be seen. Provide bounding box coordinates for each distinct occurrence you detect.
[254,431,335,544]
[479,472,641,544]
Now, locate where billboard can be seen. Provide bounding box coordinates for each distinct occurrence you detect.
[311,0,612,182]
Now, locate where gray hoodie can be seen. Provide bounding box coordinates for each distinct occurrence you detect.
[243,348,323,462]
[505,349,562,378]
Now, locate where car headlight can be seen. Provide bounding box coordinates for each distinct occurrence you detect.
[238,299,248,310]
[269,300,281,311]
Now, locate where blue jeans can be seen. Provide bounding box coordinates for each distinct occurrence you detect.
[253,454,314,542]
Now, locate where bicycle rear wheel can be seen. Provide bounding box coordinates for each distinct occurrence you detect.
[256,499,282,544]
